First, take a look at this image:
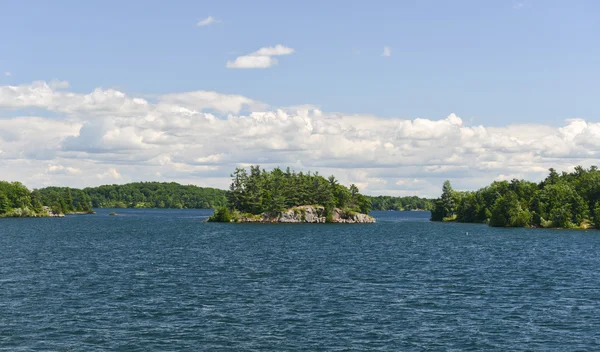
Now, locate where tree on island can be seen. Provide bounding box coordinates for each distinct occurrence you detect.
[217,165,372,220]
[430,180,460,221]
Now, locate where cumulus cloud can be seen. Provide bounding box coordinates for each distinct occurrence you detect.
[197,16,220,26]
[97,168,122,180]
[0,81,149,116]
[382,46,391,57]
[0,81,263,116]
[46,164,81,175]
[159,91,267,114]
[2,81,600,197]
[227,45,295,69]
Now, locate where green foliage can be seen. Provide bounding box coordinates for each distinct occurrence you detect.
[594,201,600,229]
[532,182,589,228]
[81,182,227,209]
[456,191,486,223]
[442,214,457,222]
[1,180,228,217]
[489,192,531,227]
[431,166,600,229]
[441,180,456,215]
[35,187,93,214]
[225,166,371,216]
[431,180,462,221]
[0,181,39,217]
[207,207,232,222]
[0,193,9,215]
[0,181,86,217]
[368,195,432,211]
[430,199,445,221]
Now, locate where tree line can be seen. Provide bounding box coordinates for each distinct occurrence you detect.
[82,182,227,209]
[2,171,432,218]
[0,181,92,217]
[368,195,433,211]
[0,181,228,217]
[431,166,600,229]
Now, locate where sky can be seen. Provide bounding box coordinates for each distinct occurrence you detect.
[1,0,599,197]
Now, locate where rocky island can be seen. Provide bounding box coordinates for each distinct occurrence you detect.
[208,166,375,224]
[212,205,375,223]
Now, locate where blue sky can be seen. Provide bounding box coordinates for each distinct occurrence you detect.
[2,0,598,125]
[1,0,600,196]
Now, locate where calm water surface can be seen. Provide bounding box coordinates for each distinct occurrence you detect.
[1,209,600,351]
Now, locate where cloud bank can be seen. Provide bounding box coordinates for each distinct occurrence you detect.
[1,81,599,197]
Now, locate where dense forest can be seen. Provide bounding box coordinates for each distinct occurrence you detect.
[0,181,94,217]
[0,181,227,217]
[0,181,40,217]
[35,187,94,214]
[431,166,600,229]
[368,195,433,211]
[82,182,227,209]
[210,166,372,222]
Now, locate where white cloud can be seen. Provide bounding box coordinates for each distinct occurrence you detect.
[252,45,295,56]
[4,72,10,77]
[382,46,391,57]
[197,16,220,26]
[159,90,267,114]
[2,80,600,197]
[227,45,295,69]
[0,81,262,116]
[46,164,81,175]
[97,168,122,180]
[195,153,225,163]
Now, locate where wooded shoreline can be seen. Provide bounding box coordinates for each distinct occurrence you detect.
[430,166,600,229]
[1,168,431,218]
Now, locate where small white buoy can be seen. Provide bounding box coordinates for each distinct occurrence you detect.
[466,232,469,236]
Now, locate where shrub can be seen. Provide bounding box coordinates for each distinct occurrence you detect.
[207,207,232,222]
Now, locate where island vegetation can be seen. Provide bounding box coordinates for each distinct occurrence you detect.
[431,166,600,229]
[208,166,374,223]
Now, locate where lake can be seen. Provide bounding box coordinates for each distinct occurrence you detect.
[1,209,599,351]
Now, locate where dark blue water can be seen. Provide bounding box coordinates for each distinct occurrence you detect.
[2,209,600,351]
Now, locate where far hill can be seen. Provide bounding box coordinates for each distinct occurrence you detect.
[37,182,228,210]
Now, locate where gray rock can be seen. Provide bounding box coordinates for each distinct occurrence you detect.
[237,205,375,223]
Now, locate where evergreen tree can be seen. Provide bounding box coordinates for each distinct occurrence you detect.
[441,180,456,216]
[224,166,371,215]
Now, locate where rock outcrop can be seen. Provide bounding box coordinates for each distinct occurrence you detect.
[237,205,375,223]
[42,206,65,217]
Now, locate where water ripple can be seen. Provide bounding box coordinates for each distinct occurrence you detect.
[1,209,600,351]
